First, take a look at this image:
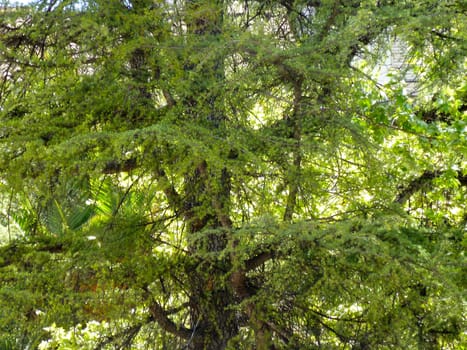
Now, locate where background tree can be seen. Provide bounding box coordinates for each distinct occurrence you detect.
[0,0,466,349]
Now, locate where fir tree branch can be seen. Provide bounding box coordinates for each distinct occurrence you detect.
[102,158,138,174]
[102,158,183,213]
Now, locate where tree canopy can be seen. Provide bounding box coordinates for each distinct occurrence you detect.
[0,0,466,349]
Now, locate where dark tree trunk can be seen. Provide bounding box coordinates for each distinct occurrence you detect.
[182,2,240,348]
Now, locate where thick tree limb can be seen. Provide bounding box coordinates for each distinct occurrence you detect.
[395,170,467,204]
[395,171,437,204]
[231,249,276,300]
[0,241,67,268]
[149,302,193,340]
[102,158,138,174]
[245,251,274,272]
[230,250,275,301]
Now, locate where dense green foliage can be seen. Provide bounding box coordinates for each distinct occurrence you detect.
[0,0,466,349]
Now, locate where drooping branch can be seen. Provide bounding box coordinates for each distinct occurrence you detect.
[95,302,189,349]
